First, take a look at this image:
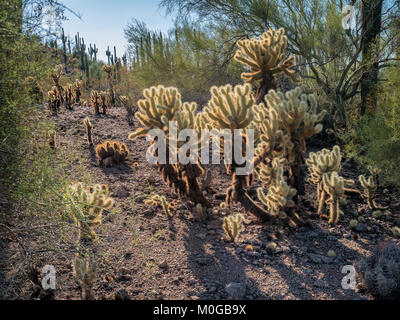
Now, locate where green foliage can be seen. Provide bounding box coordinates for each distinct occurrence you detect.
[343,63,400,188]
[124,22,241,104]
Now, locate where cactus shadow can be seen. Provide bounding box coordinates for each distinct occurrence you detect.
[181,216,265,300]
[250,221,369,300]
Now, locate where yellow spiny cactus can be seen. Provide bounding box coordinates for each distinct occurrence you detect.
[72,255,97,300]
[67,183,114,241]
[73,79,83,104]
[359,175,377,210]
[223,213,244,242]
[306,145,342,213]
[99,91,108,114]
[48,87,59,114]
[257,157,286,189]
[234,28,295,83]
[128,85,186,139]
[265,87,326,148]
[48,130,56,149]
[83,117,93,147]
[64,83,73,109]
[144,194,172,218]
[253,104,292,162]
[95,140,130,166]
[322,172,354,225]
[50,64,63,87]
[90,90,101,115]
[257,165,297,221]
[203,84,254,130]
[265,87,326,195]
[120,96,138,125]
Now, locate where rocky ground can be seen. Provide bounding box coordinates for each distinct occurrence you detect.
[1,103,400,300]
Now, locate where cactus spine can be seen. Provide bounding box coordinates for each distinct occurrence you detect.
[95,140,130,167]
[83,117,94,147]
[359,175,377,210]
[223,214,244,242]
[264,87,326,195]
[72,255,97,300]
[129,85,209,207]
[67,183,114,242]
[234,28,295,104]
[322,172,354,225]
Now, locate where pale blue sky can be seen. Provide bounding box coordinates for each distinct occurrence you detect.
[61,0,175,62]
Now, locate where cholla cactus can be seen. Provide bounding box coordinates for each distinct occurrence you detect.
[223,214,244,242]
[67,183,114,241]
[257,160,301,227]
[144,194,172,218]
[99,91,108,115]
[95,140,130,167]
[83,117,94,147]
[306,146,342,213]
[234,28,295,103]
[120,96,138,125]
[253,106,292,166]
[48,87,59,114]
[203,84,254,130]
[48,130,56,149]
[129,85,187,139]
[257,157,286,189]
[129,85,209,207]
[64,83,74,110]
[90,90,101,115]
[356,242,400,299]
[102,65,115,107]
[359,175,377,210]
[73,255,97,300]
[322,172,354,225]
[265,87,326,195]
[50,64,65,105]
[47,130,57,149]
[73,80,83,104]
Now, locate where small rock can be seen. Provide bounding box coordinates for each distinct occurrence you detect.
[196,233,206,240]
[115,289,129,300]
[314,279,329,288]
[225,282,246,300]
[355,223,368,233]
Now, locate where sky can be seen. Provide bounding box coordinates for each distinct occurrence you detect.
[61,0,175,62]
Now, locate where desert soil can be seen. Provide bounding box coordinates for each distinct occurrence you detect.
[1,104,400,300]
